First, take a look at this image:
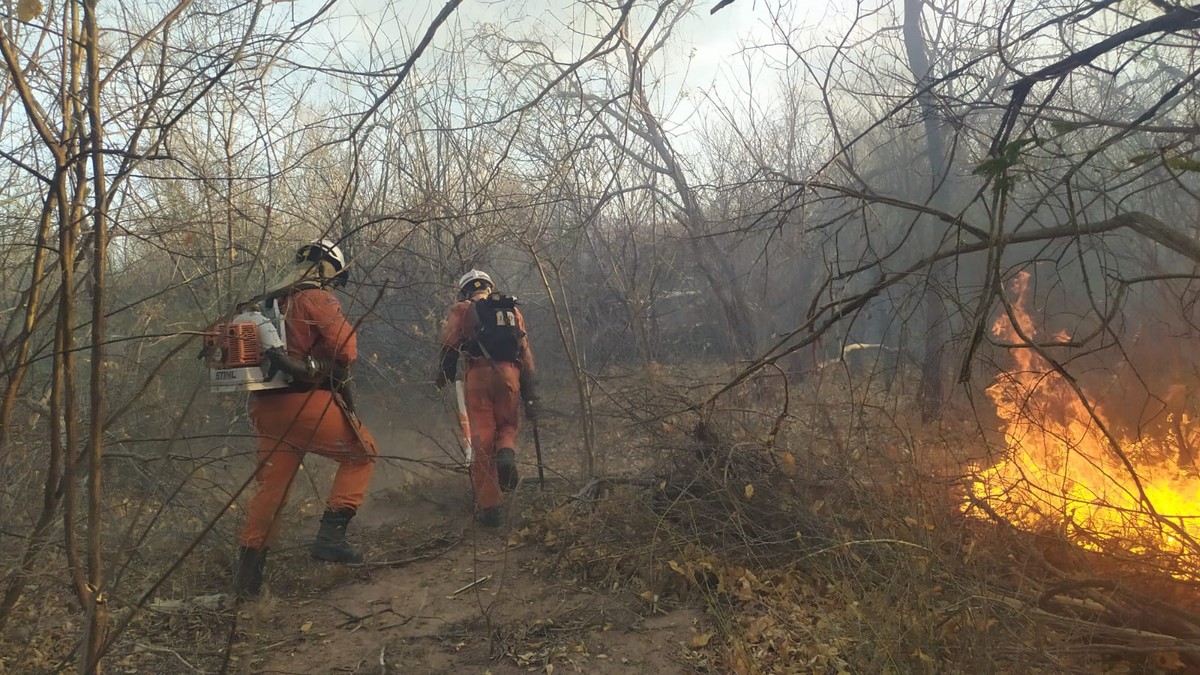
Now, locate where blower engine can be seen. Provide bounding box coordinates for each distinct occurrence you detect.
[204,300,290,393]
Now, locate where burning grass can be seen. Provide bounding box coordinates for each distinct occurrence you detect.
[970,271,1200,580]
[520,359,1200,673]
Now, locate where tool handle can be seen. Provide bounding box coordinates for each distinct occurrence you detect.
[454,380,473,463]
[532,422,545,490]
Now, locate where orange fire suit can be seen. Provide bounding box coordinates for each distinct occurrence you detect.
[238,286,378,549]
[439,295,535,511]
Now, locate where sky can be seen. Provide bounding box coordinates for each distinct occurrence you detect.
[265,0,797,133]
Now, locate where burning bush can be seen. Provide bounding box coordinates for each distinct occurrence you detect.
[970,271,1200,579]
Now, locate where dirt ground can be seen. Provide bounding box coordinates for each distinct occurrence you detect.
[102,387,713,675]
[230,484,706,675]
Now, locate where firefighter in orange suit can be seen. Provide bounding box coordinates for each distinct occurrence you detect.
[233,239,378,599]
[436,269,537,527]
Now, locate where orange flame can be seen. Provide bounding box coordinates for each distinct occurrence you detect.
[971,271,1200,570]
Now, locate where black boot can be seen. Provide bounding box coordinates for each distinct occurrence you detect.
[478,506,503,528]
[310,507,363,564]
[233,546,267,600]
[496,448,519,493]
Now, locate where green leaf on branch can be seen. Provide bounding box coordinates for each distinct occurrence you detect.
[1000,136,1040,161]
[1049,120,1088,136]
[1128,151,1158,166]
[973,137,1039,195]
[971,157,1009,178]
[972,137,1039,178]
[1165,156,1200,173]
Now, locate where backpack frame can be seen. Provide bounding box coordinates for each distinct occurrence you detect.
[467,293,524,363]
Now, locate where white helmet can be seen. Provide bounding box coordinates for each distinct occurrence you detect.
[296,239,349,286]
[458,269,493,297]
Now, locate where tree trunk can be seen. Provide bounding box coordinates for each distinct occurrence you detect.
[903,0,951,421]
[619,28,757,361]
[82,0,111,666]
[530,246,597,478]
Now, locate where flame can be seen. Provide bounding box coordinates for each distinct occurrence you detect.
[970,271,1200,572]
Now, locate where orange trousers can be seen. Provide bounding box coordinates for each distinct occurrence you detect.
[465,361,522,510]
[238,390,378,549]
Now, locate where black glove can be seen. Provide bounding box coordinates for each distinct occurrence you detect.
[261,354,280,381]
[435,346,458,390]
[524,397,539,423]
[519,371,537,402]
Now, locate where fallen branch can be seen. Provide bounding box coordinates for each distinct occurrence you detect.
[999,586,1200,666]
[252,636,303,655]
[1032,604,1200,653]
[358,534,462,568]
[570,477,659,503]
[146,593,227,615]
[451,575,491,596]
[134,642,207,673]
[332,605,398,629]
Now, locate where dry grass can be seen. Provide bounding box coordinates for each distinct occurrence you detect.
[3,363,1200,673]
[513,367,1199,674]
